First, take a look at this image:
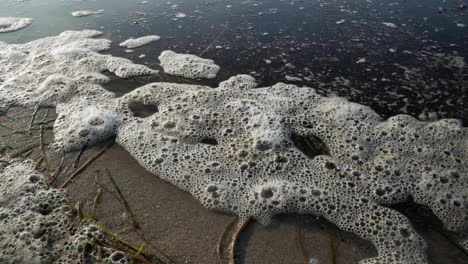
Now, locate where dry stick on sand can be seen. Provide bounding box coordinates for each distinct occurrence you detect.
[0,123,15,131]
[91,186,103,216]
[10,143,40,158]
[39,125,51,173]
[296,226,309,264]
[217,218,238,264]
[34,156,44,169]
[104,169,177,264]
[105,168,139,229]
[94,170,122,202]
[228,216,252,264]
[89,219,156,264]
[48,153,65,185]
[60,139,115,188]
[73,146,87,168]
[28,105,40,134]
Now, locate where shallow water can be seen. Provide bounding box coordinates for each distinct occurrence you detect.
[1,0,467,123]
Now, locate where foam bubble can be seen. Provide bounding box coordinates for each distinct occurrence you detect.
[0,17,33,33]
[158,50,220,79]
[119,35,160,49]
[71,9,104,17]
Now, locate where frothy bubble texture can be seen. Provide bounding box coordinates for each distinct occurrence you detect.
[0,30,156,149]
[71,10,104,17]
[0,17,33,33]
[158,50,220,79]
[119,35,160,49]
[0,155,126,263]
[1,32,467,264]
[115,76,468,264]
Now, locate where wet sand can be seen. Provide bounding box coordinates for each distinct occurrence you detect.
[1,106,467,263]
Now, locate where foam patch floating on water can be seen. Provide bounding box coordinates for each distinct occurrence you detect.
[71,9,104,17]
[119,35,161,49]
[0,17,33,33]
[158,50,220,79]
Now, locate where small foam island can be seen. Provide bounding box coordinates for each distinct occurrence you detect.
[1,31,467,264]
[71,9,104,17]
[158,50,220,79]
[119,35,160,49]
[0,17,33,33]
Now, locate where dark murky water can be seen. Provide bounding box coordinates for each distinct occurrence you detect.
[1,0,467,123]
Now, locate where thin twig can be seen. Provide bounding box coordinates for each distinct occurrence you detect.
[1,126,53,138]
[48,153,65,185]
[9,143,40,158]
[200,28,226,57]
[94,170,122,202]
[129,243,146,264]
[296,226,309,264]
[106,168,139,229]
[228,216,252,264]
[60,140,115,188]
[91,186,103,215]
[39,124,51,173]
[22,148,35,158]
[433,228,468,258]
[99,169,175,264]
[0,123,14,131]
[217,218,237,264]
[73,146,87,168]
[83,212,156,263]
[75,201,83,219]
[28,105,40,134]
[34,156,44,169]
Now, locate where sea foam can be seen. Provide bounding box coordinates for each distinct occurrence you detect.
[1,31,467,264]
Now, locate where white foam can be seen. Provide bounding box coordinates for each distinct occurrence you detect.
[2,32,467,264]
[158,50,220,79]
[119,35,160,49]
[71,9,104,17]
[0,155,131,263]
[0,17,33,33]
[383,22,397,28]
[0,30,156,147]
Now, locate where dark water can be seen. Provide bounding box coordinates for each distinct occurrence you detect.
[1,0,467,123]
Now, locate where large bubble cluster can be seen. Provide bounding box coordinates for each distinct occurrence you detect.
[0,154,128,264]
[1,31,467,263]
[115,76,467,263]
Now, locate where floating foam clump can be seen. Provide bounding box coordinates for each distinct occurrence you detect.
[71,9,104,17]
[158,50,220,79]
[119,35,161,49]
[0,155,128,263]
[0,17,33,33]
